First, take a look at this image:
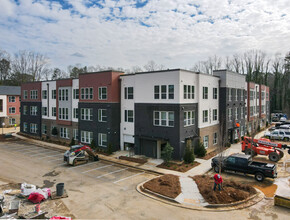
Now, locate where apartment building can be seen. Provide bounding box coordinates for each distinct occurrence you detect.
[213,70,246,143]
[0,86,21,127]
[120,69,219,160]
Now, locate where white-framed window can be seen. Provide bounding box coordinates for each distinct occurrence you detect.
[213,132,218,145]
[213,109,218,121]
[52,107,56,117]
[228,108,232,121]
[213,88,218,99]
[184,85,195,99]
[241,107,244,119]
[9,118,16,125]
[23,122,28,132]
[168,85,174,99]
[42,107,47,116]
[184,110,195,126]
[58,88,69,101]
[42,90,47,99]
[81,131,93,144]
[30,123,38,133]
[261,105,265,114]
[154,85,174,99]
[235,107,238,120]
[235,89,238,101]
[203,135,209,149]
[202,110,208,123]
[52,90,56,99]
[241,90,244,101]
[73,108,78,119]
[154,111,174,127]
[9,107,16,114]
[30,90,38,99]
[81,88,93,100]
[250,106,254,116]
[234,129,238,139]
[228,88,232,101]
[203,87,208,99]
[98,109,107,122]
[250,90,254,100]
[81,108,93,121]
[59,108,69,120]
[124,110,134,123]
[60,127,69,139]
[98,133,107,147]
[42,124,47,135]
[161,85,167,99]
[98,87,107,100]
[154,85,159,99]
[266,92,269,99]
[24,90,28,99]
[73,129,78,140]
[73,89,79,99]
[261,92,265,100]
[0,99,2,113]
[8,96,16,102]
[30,106,37,116]
[124,87,134,99]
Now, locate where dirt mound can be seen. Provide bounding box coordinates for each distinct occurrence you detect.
[157,161,199,172]
[192,175,257,204]
[143,174,181,199]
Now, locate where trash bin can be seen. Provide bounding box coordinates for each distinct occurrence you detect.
[56,183,64,196]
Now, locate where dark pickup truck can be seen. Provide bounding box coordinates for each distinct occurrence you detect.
[211,153,277,182]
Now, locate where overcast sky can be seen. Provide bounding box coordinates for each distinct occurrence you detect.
[0,0,289,70]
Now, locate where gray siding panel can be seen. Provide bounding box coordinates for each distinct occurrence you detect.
[20,102,42,137]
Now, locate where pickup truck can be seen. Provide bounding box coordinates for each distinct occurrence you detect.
[264,130,290,141]
[211,154,277,182]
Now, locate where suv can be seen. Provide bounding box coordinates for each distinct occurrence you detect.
[264,130,290,141]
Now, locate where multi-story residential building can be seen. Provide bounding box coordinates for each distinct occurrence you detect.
[0,86,21,127]
[120,69,219,160]
[213,70,246,143]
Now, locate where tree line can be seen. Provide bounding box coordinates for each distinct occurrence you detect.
[0,48,289,115]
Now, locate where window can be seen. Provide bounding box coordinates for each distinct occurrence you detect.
[235,107,238,120]
[203,135,209,148]
[9,107,16,114]
[60,127,69,139]
[30,90,38,99]
[52,90,56,99]
[9,118,16,125]
[250,106,254,116]
[81,131,93,144]
[241,107,244,119]
[42,90,47,99]
[81,88,93,100]
[213,132,218,145]
[9,96,16,102]
[30,106,38,116]
[262,105,265,114]
[23,106,28,115]
[234,129,238,139]
[203,87,208,99]
[125,87,134,99]
[213,88,218,99]
[168,85,174,99]
[98,87,107,100]
[184,111,195,126]
[235,89,238,101]
[73,89,79,99]
[81,108,93,121]
[98,109,107,122]
[42,124,47,135]
[202,110,208,123]
[124,110,134,123]
[58,88,69,101]
[261,91,265,100]
[154,86,160,99]
[161,85,167,99]
[213,109,218,121]
[228,108,232,121]
[154,85,174,100]
[73,129,79,140]
[228,88,232,101]
[241,126,244,137]
[0,100,2,112]
[256,90,259,99]
[30,123,38,133]
[191,86,195,99]
[24,90,28,99]
[42,107,47,116]
[73,108,78,119]
[154,111,174,127]
[58,108,69,120]
[98,133,107,147]
[266,92,269,99]
[52,107,56,117]
[23,122,28,132]
[184,85,195,99]
[250,90,254,100]
[241,90,244,101]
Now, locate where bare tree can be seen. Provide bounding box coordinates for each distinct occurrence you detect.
[131,65,143,73]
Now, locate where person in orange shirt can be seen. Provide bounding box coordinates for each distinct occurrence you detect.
[213,174,223,191]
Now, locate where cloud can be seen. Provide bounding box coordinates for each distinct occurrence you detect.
[71,52,85,57]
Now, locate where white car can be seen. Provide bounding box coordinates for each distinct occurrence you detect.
[264,130,290,141]
[280,117,287,122]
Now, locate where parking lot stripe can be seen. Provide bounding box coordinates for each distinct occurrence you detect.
[113,172,145,184]
[82,164,113,174]
[37,153,63,159]
[96,168,129,179]
[11,147,39,152]
[22,149,49,155]
[68,161,98,169]
[30,150,57,157]
[47,158,63,162]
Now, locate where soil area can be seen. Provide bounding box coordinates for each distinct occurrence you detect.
[0,134,19,142]
[192,175,257,204]
[0,183,74,219]
[119,156,147,164]
[200,150,219,160]
[157,161,200,172]
[143,174,181,199]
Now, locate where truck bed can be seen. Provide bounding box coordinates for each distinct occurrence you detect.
[250,161,275,169]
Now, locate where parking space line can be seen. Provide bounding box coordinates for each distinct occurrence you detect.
[23,149,49,155]
[30,150,57,157]
[47,158,63,162]
[37,153,63,159]
[82,164,113,174]
[13,147,43,153]
[96,168,129,179]
[67,161,98,169]
[113,172,145,184]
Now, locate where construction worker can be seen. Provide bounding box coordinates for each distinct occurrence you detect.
[14,123,17,130]
[213,174,223,191]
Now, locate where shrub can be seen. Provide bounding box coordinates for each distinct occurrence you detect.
[226,142,231,148]
[51,127,58,136]
[266,121,269,127]
[90,139,96,149]
[69,138,75,147]
[194,141,207,157]
[161,142,174,164]
[184,145,195,164]
[107,143,113,155]
[234,139,239,143]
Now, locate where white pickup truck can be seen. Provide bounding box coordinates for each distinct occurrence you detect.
[264,130,290,141]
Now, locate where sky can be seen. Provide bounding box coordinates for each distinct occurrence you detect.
[0,0,289,70]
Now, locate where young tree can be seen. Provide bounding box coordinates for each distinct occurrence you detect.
[161,142,174,164]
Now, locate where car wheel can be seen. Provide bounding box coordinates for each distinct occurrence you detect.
[269,152,279,162]
[255,172,264,182]
[213,165,220,173]
[245,149,256,156]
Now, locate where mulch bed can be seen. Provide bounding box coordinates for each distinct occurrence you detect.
[0,134,19,141]
[157,161,200,172]
[199,150,219,160]
[143,174,181,199]
[119,156,147,164]
[192,175,256,204]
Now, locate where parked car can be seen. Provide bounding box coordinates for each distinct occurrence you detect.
[272,116,279,122]
[211,154,277,182]
[279,125,290,130]
[280,117,287,122]
[264,130,290,141]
